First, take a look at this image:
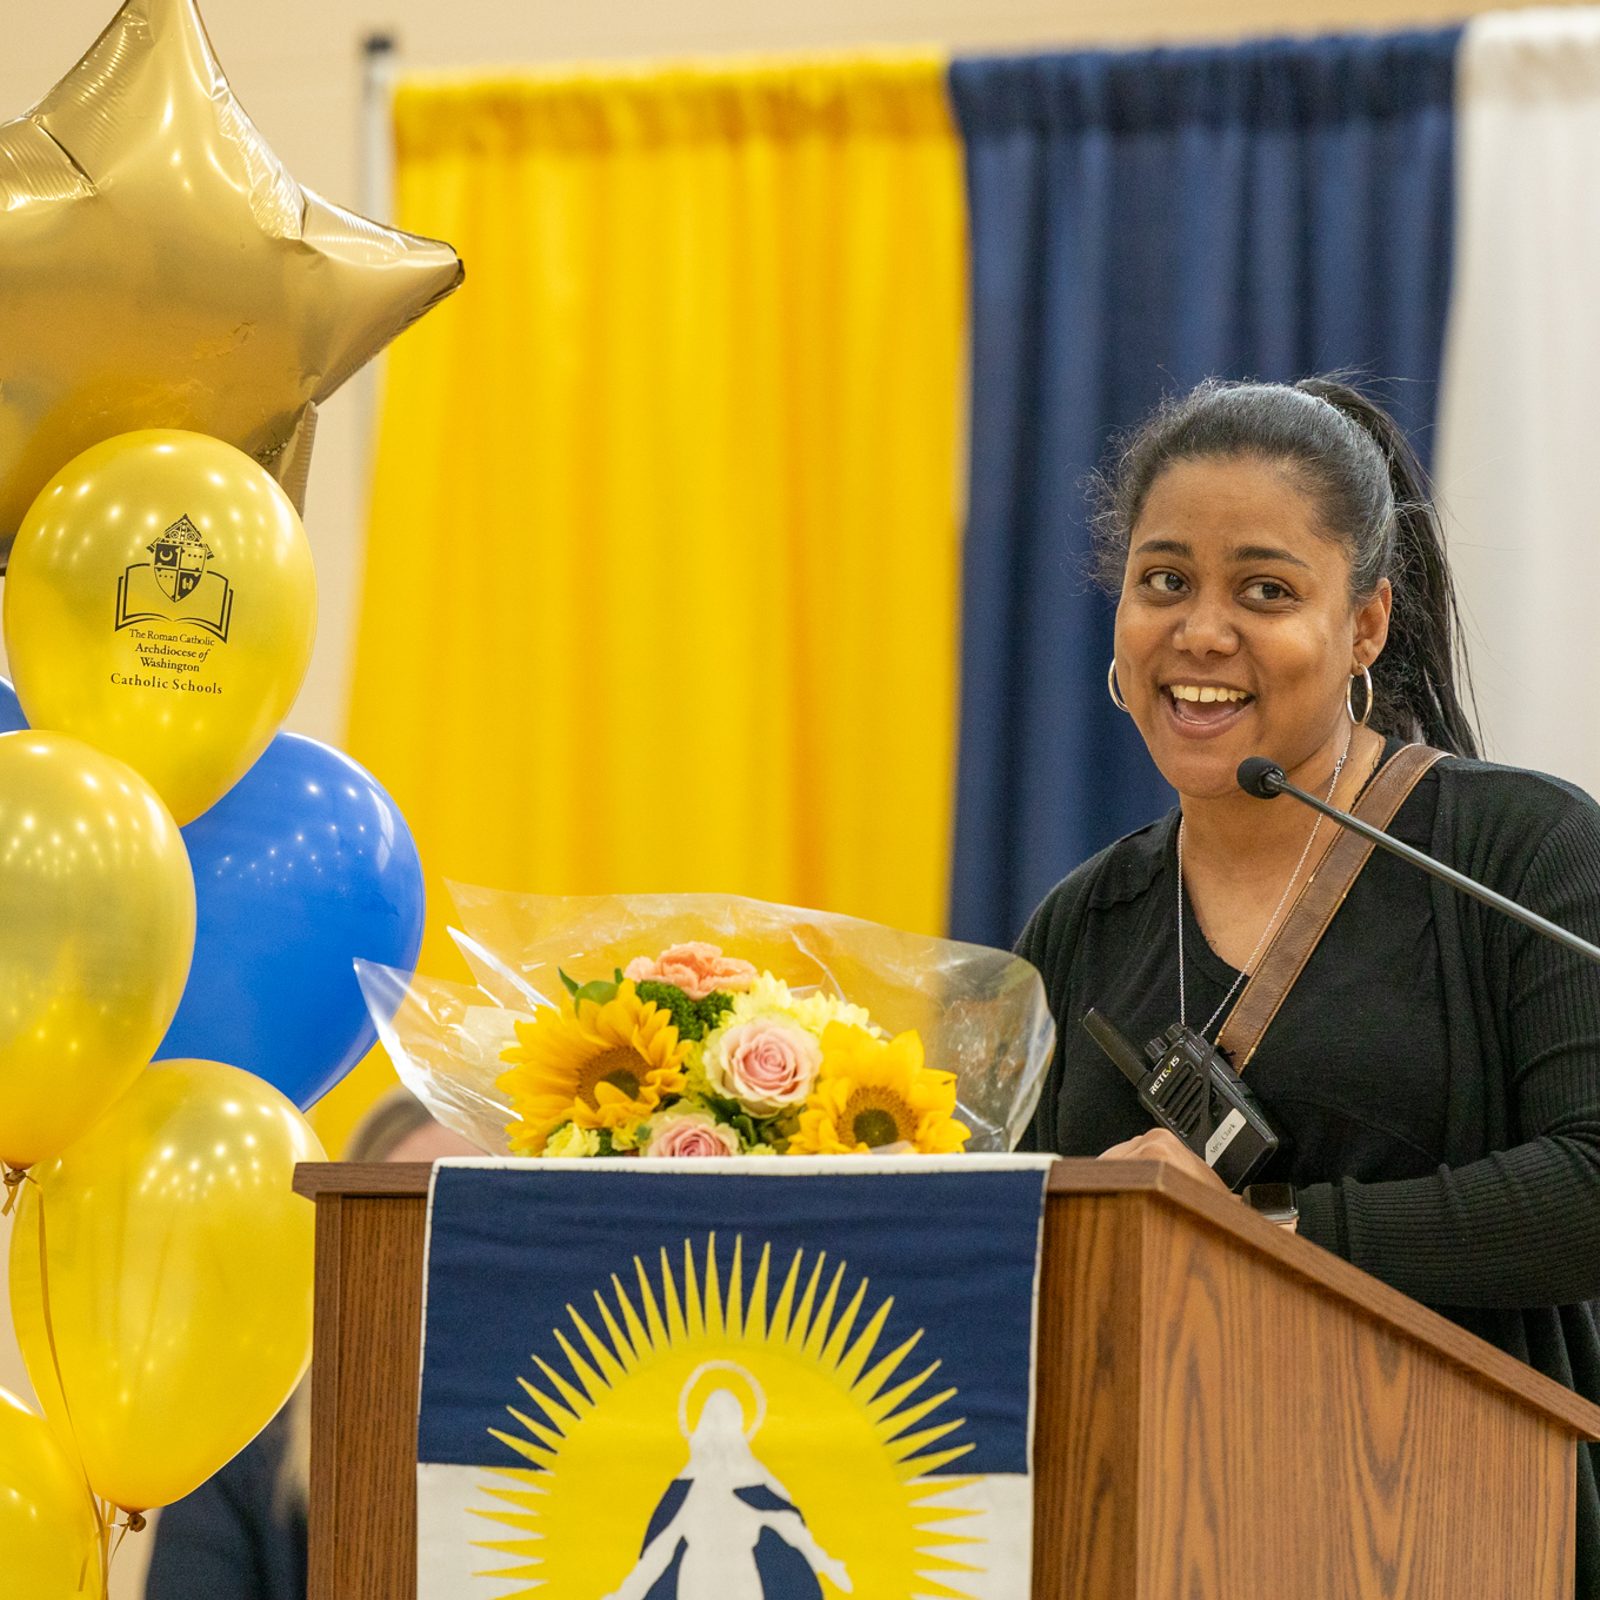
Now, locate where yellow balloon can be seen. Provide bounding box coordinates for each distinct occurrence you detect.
[10,1059,325,1512]
[0,1385,102,1595]
[0,732,195,1169]
[3,430,318,822]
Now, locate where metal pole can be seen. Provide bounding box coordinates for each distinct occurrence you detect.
[357,32,399,469]
[360,32,399,224]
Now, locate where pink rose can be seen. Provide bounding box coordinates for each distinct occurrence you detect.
[707,1017,822,1114]
[624,942,757,1000]
[643,1110,742,1158]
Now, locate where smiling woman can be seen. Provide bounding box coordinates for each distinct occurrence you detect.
[1115,451,1391,809]
[1016,376,1600,1591]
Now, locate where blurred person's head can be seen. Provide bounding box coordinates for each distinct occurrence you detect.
[344,1086,482,1165]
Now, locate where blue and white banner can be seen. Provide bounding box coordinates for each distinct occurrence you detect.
[417,1156,1052,1599]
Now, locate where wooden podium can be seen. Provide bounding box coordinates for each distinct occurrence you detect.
[292,1158,1600,1598]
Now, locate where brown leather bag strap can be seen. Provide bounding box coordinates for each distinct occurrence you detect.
[1214,743,1448,1071]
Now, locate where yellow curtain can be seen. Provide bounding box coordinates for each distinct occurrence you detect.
[322,52,967,1152]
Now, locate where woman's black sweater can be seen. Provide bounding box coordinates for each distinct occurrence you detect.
[1017,750,1600,1592]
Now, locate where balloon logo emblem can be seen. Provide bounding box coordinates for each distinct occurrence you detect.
[116,515,234,637]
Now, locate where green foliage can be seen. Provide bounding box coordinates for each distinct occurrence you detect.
[561,966,624,1008]
[697,1091,787,1151]
[635,981,734,1041]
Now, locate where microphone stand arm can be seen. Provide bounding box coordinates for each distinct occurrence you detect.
[1269,775,1600,968]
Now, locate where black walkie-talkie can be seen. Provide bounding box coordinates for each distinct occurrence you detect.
[1080,1008,1279,1191]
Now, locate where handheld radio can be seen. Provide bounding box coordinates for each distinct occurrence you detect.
[1080,1008,1279,1191]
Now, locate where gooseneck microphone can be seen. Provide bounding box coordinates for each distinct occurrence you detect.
[1236,756,1600,968]
[1079,751,1600,1193]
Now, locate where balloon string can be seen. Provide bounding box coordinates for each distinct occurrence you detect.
[1,1163,27,1216]
[96,1499,112,1600]
[32,1189,105,1595]
[84,1501,146,1598]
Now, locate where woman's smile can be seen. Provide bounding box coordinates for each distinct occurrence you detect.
[1160,681,1255,739]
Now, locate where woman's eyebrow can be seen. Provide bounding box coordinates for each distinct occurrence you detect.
[1232,543,1311,569]
[1130,535,1310,570]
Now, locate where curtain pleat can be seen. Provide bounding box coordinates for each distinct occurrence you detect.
[326,54,966,1147]
[948,31,1460,949]
[1437,11,1600,799]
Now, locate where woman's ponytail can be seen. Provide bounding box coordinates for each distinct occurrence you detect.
[1295,377,1479,757]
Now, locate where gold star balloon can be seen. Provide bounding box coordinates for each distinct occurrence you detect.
[0,0,464,566]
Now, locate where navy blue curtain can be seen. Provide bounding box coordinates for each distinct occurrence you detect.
[947,30,1460,948]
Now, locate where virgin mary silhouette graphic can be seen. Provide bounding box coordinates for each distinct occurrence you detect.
[602,1364,853,1600]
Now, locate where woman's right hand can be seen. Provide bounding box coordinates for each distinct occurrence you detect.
[1098,1127,1230,1193]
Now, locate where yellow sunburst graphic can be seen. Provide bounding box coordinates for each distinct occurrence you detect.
[472,1233,987,1600]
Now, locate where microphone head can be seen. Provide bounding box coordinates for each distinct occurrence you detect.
[1236,757,1286,798]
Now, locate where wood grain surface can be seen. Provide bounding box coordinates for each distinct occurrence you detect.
[1045,1161,1600,1439]
[308,1190,429,1600]
[1136,1203,1572,1598]
[299,1160,1593,1600]
[1032,1192,1146,1600]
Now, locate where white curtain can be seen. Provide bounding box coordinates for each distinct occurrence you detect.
[1437,7,1600,791]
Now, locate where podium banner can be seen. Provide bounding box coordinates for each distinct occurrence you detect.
[417,1156,1052,1599]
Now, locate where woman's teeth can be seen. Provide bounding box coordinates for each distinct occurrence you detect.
[1168,685,1251,704]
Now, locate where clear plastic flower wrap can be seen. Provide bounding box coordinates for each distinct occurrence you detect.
[355,887,1055,1157]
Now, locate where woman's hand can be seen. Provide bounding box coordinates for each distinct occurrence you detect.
[1098,1127,1230,1193]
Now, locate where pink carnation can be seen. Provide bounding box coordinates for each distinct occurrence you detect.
[707,1017,822,1115]
[624,942,757,1000]
[643,1111,742,1158]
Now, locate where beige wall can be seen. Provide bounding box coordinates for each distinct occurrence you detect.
[0,0,1586,1593]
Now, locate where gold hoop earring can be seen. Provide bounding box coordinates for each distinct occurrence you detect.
[1347,665,1374,727]
[1107,659,1130,713]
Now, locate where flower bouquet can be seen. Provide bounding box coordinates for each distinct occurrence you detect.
[356,889,1055,1159]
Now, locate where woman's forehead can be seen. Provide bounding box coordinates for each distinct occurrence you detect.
[1134,455,1337,559]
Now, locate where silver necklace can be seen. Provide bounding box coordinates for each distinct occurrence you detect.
[1177,722,1354,1040]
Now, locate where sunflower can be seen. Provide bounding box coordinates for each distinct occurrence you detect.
[787,1024,970,1156]
[498,982,692,1155]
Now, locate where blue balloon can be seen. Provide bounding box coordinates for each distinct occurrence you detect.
[159,732,425,1109]
[0,675,26,733]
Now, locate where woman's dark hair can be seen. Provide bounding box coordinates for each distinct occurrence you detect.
[1092,376,1478,757]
